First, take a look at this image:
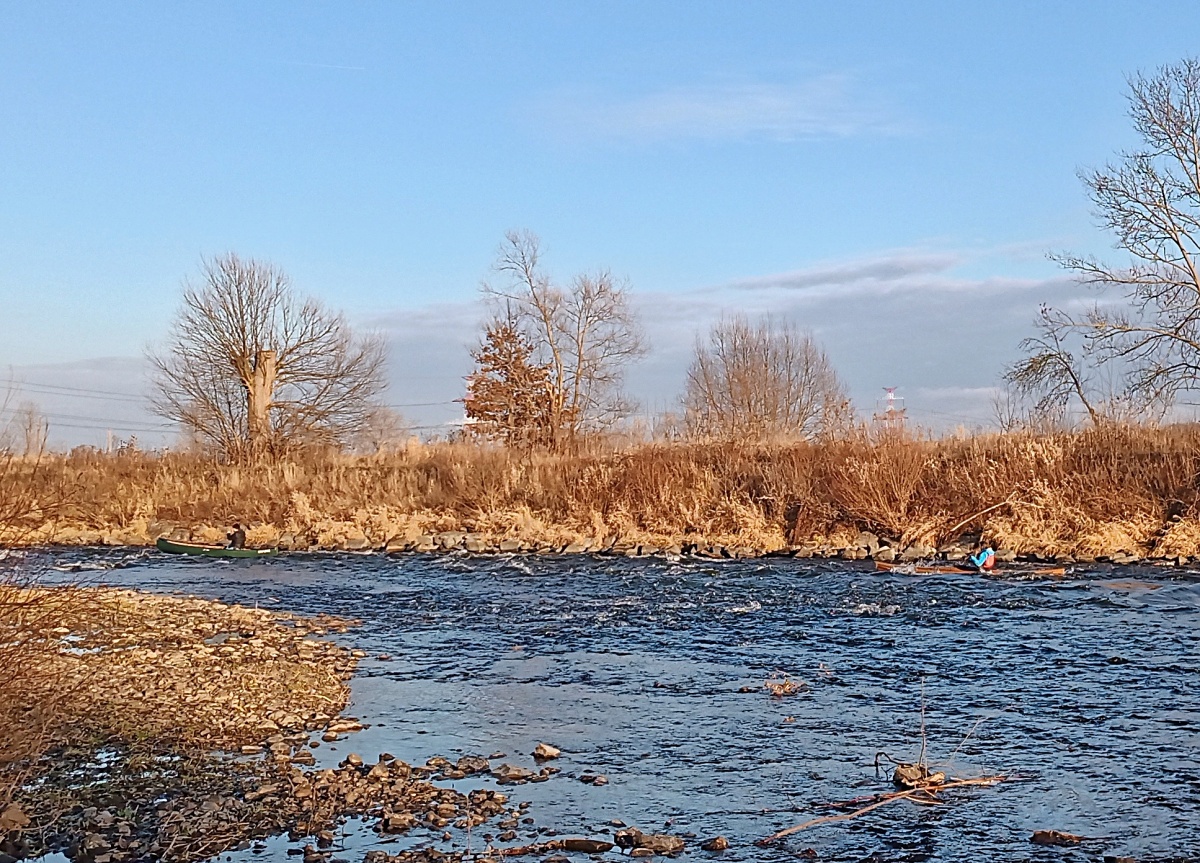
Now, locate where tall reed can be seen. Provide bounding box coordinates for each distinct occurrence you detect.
[4,424,1198,557]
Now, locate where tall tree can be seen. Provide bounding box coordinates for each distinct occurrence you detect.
[684,315,850,441]
[1011,59,1200,414]
[480,231,646,446]
[150,253,387,460]
[464,316,557,445]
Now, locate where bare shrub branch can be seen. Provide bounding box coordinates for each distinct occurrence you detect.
[683,315,851,442]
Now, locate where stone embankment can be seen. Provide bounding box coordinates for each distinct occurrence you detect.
[134,525,1186,567]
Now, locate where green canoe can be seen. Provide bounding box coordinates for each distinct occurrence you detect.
[155,536,278,558]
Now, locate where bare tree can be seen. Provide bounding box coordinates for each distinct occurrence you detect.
[481,231,646,446]
[1004,305,1102,426]
[1024,59,1200,412]
[150,253,387,460]
[684,315,851,441]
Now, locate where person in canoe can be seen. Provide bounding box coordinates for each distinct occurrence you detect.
[226,522,246,549]
[966,544,996,572]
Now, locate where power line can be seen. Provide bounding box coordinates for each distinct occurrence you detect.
[0,407,172,432]
[12,382,461,411]
[10,382,147,403]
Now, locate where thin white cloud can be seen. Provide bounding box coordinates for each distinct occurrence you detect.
[532,75,905,144]
[720,251,963,294]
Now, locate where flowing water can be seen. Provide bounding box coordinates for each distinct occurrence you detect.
[39,549,1200,861]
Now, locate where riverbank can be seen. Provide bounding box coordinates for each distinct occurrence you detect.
[6,424,1200,561]
[0,587,534,863]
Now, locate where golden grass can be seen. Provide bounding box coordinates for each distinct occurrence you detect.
[1,423,1198,558]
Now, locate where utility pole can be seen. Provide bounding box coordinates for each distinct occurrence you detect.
[872,387,907,430]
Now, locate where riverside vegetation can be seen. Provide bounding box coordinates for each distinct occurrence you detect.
[5,424,1200,563]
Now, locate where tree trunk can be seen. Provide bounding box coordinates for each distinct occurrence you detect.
[247,349,276,454]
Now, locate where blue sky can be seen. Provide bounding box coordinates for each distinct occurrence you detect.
[3,2,1199,445]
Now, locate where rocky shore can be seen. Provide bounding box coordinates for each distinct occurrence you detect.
[0,587,701,863]
[49,522,1187,568]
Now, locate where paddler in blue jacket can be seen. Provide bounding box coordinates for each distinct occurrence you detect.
[968,544,996,571]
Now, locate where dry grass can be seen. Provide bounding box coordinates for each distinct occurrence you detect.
[2,423,1199,558]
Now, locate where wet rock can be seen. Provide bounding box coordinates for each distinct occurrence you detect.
[533,743,561,761]
[1031,829,1083,846]
[490,763,535,784]
[892,763,944,789]
[700,836,730,851]
[325,718,363,734]
[455,755,490,774]
[615,827,686,856]
[559,838,614,853]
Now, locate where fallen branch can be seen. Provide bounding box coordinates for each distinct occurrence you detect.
[755,776,1006,846]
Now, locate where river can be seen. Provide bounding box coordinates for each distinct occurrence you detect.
[41,549,1200,861]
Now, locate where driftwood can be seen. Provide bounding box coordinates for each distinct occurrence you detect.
[755,776,1006,846]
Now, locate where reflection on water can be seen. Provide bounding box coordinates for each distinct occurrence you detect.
[39,549,1200,861]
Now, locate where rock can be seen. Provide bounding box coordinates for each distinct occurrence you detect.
[996,548,1017,562]
[563,542,588,554]
[559,838,615,853]
[640,834,686,855]
[873,545,896,562]
[0,805,29,831]
[414,535,437,552]
[700,836,730,851]
[1031,829,1083,846]
[533,742,561,760]
[326,718,363,733]
[491,763,536,784]
[900,544,935,562]
[382,812,417,833]
[498,539,523,552]
[854,531,879,553]
[343,536,370,550]
[436,531,466,550]
[615,828,686,856]
[892,763,943,789]
[342,753,364,768]
[464,536,486,553]
[456,755,491,774]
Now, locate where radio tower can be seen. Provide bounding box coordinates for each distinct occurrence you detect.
[873,387,907,430]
